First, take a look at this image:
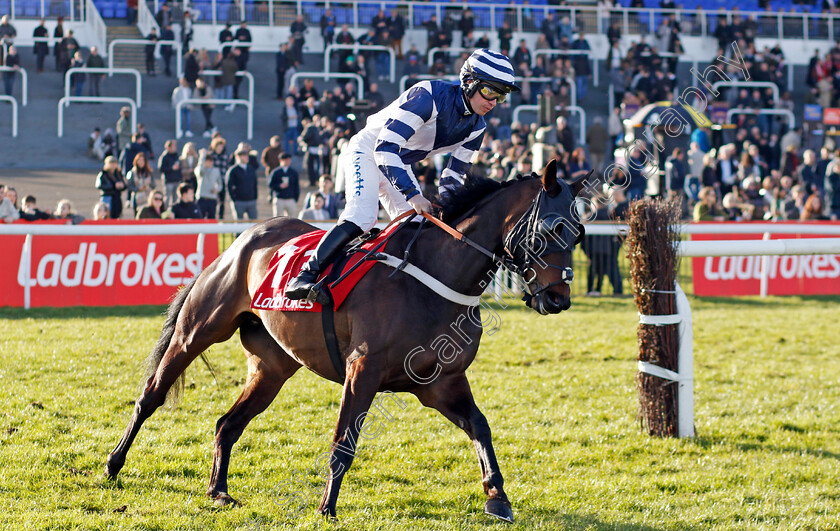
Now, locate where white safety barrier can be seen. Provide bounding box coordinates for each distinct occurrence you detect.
[0,66,28,106]
[200,70,255,110]
[711,81,780,106]
[108,39,183,78]
[399,74,458,93]
[726,108,796,130]
[58,96,137,137]
[638,282,694,438]
[63,67,143,107]
[512,104,586,145]
[426,46,472,67]
[289,72,366,99]
[399,74,574,105]
[0,95,19,137]
[324,44,395,83]
[175,98,252,139]
[678,238,840,257]
[582,224,840,236]
[531,48,599,86]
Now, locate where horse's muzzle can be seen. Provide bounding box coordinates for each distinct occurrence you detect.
[530,291,570,315]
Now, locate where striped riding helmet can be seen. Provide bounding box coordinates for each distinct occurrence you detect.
[460,49,521,94]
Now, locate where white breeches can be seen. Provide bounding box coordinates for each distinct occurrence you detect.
[337,145,419,232]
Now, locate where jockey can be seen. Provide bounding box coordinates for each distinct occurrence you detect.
[285,49,520,304]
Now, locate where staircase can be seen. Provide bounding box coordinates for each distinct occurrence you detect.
[106,25,147,71]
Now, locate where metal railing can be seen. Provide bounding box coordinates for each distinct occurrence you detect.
[289,72,366,99]
[5,0,84,22]
[199,70,255,109]
[0,96,19,137]
[711,81,780,106]
[87,0,107,54]
[175,98,253,140]
[0,66,27,106]
[219,41,256,55]
[63,67,143,107]
[426,46,472,67]
[512,104,586,145]
[532,49,599,87]
[178,0,840,44]
[57,96,136,137]
[726,108,796,130]
[324,44,396,83]
[138,0,159,37]
[398,74,573,105]
[399,74,458,93]
[107,39,183,78]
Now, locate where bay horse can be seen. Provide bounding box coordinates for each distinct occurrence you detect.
[105,160,584,522]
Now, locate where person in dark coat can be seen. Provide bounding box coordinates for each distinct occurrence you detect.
[234,21,252,67]
[168,183,203,219]
[95,156,126,219]
[145,27,158,76]
[183,49,200,86]
[53,17,64,71]
[33,19,48,72]
[226,147,259,220]
[159,24,175,76]
[275,42,289,99]
[582,188,627,296]
[268,153,300,218]
[218,23,233,57]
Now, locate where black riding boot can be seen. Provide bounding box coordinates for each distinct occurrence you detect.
[285,221,363,304]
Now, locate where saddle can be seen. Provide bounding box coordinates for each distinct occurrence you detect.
[250,223,401,313]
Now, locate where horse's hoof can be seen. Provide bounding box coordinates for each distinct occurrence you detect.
[213,492,240,507]
[317,506,338,520]
[105,455,123,480]
[484,498,514,523]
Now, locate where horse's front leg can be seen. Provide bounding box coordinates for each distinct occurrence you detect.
[413,372,513,523]
[318,352,381,519]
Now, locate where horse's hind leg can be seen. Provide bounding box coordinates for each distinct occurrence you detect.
[412,373,514,523]
[106,281,245,480]
[208,317,301,507]
[318,353,382,518]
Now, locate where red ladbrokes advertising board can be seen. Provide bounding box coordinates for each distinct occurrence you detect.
[691,222,840,296]
[0,221,220,307]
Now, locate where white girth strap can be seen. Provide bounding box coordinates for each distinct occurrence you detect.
[375,253,482,307]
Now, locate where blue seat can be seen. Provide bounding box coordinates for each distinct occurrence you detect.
[358,6,379,26]
[192,3,213,23]
[334,9,352,25]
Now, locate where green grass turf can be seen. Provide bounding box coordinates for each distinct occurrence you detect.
[0,296,838,530]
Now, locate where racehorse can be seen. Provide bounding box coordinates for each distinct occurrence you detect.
[105,160,584,522]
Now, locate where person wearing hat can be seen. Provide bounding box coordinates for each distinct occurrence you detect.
[226,146,259,220]
[286,48,520,304]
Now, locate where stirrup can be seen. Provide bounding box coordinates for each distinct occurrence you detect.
[306,279,331,305]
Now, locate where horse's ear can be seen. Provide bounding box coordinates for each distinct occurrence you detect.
[542,159,562,197]
[564,169,594,197]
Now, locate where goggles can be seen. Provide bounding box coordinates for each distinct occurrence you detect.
[476,83,509,103]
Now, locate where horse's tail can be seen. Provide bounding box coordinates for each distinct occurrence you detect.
[141,277,218,408]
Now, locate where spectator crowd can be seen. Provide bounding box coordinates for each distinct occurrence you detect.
[3,1,840,230]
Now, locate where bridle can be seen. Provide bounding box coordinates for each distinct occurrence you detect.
[421,185,584,304]
[501,188,583,304]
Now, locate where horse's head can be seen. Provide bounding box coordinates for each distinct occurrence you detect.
[502,159,585,315]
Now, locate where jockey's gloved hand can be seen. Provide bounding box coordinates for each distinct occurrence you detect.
[407,194,432,214]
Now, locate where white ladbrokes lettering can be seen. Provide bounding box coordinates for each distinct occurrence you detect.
[702,255,840,281]
[252,292,315,310]
[17,242,203,288]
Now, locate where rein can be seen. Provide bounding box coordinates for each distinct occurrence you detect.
[421,187,576,304]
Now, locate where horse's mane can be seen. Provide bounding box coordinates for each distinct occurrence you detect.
[437,173,537,225]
